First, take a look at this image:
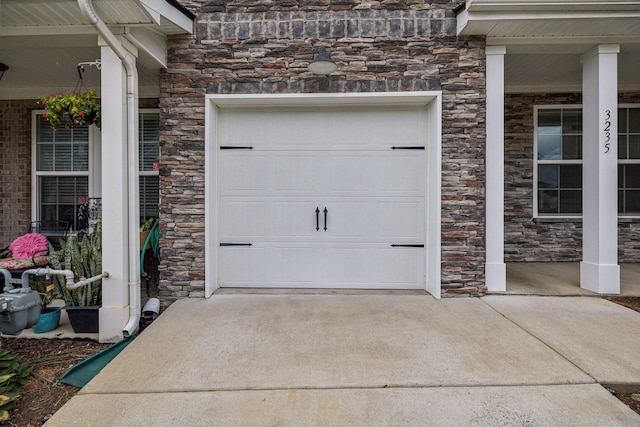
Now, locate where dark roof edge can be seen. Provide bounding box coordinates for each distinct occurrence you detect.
[165,0,196,20]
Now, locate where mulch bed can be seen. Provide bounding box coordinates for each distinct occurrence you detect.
[2,297,640,425]
[1,338,108,427]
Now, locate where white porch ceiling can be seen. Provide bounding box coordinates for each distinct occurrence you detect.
[0,0,193,100]
[458,0,640,92]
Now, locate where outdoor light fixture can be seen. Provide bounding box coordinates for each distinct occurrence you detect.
[308,47,337,75]
[0,63,8,81]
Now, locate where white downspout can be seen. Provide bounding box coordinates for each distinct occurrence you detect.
[78,0,141,337]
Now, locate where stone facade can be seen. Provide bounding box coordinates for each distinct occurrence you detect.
[159,0,487,303]
[505,92,640,263]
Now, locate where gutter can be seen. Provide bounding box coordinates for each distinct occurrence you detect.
[78,0,141,339]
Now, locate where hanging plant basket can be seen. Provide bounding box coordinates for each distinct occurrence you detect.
[40,90,101,129]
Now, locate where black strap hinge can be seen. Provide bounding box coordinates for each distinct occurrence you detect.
[220,243,253,247]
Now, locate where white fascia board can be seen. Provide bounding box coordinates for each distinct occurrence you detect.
[140,0,193,34]
[466,1,640,13]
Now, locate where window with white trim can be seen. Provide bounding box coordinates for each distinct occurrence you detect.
[534,106,640,216]
[33,115,91,230]
[535,107,583,215]
[618,107,640,214]
[139,110,160,220]
[33,109,160,228]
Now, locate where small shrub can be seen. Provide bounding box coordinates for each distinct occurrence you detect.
[0,349,33,421]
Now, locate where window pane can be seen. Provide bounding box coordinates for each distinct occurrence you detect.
[560,165,582,188]
[562,135,582,160]
[140,176,159,219]
[139,112,160,171]
[538,190,559,213]
[39,176,88,229]
[619,108,628,133]
[629,109,640,133]
[538,110,561,128]
[629,135,640,160]
[625,190,640,213]
[37,144,55,171]
[625,164,640,188]
[140,143,159,171]
[619,135,628,160]
[72,144,89,171]
[563,110,582,133]
[559,190,581,213]
[538,165,558,188]
[619,189,624,213]
[538,134,562,160]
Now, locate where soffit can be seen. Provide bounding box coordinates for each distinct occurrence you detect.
[0,0,193,99]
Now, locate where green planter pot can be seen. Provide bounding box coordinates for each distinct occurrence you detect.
[32,307,61,333]
[66,306,100,333]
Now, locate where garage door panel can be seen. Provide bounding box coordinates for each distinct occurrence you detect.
[217,106,427,289]
[321,198,424,242]
[220,244,319,287]
[325,244,424,289]
[220,198,316,240]
[220,152,317,194]
[219,107,426,151]
[219,246,266,286]
[376,247,424,288]
[219,154,267,192]
[219,200,265,238]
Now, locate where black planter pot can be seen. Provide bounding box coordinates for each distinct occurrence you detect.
[66,305,100,333]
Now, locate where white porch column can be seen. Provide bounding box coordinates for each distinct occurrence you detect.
[99,40,131,341]
[485,46,507,292]
[580,45,620,294]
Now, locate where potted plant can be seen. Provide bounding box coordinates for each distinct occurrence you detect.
[40,90,101,129]
[29,280,61,333]
[48,211,102,333]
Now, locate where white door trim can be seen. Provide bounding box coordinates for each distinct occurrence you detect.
[205,92,442,298]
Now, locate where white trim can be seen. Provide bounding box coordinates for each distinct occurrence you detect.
[204,92,442,298]
[31,109,95,224]
[485,45,506,292]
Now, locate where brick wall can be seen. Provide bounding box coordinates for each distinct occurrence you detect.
[0,100,38,246]
[505,92,640,263]
[159,0,486,303]
[0,98,158,250]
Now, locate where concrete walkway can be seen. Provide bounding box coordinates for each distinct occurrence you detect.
[47,295,640,426]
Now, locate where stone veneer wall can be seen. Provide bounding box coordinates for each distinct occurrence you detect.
[0,100,39,245]
[505,92,640,262]
[159,0,487,304]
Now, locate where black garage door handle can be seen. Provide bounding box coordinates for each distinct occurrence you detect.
[323,207,328,231]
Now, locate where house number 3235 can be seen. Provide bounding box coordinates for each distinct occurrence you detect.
[604,110,611,154]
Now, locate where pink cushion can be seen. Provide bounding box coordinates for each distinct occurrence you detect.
[8,233,49,259]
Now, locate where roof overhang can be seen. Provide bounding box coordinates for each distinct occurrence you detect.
[457,1,640,93]
[457,0,640,39]
[0,0,194,99]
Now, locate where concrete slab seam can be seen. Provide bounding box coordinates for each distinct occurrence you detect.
[479,295,600,384]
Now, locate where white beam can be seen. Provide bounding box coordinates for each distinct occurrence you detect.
[485,46,507,292]
[580,44,621,294]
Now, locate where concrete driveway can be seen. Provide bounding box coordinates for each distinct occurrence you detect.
[48,295,640,426]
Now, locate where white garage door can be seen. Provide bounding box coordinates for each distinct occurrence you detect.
[218,105,426,289]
